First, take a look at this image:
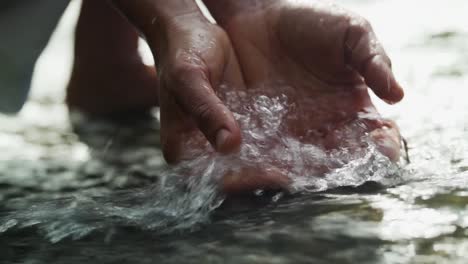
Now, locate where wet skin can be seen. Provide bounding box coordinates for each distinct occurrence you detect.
[201,0,404,192]
[67,0,404,193]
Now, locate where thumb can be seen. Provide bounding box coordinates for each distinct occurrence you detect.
[168,63,242,154]
[345,18,404,104]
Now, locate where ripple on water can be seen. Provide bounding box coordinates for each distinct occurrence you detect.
[0,87,403,243]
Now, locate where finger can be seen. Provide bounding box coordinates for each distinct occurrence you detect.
[159,89,193,164]
[168,63,242,154]
[345,18,404,104]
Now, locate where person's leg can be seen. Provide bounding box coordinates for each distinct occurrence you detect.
[67,0,158,115]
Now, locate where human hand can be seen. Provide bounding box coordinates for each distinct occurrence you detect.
[112,0,245,163]
[204,0,404,102]
[200,0,404,192]
[204,0,403,159]
[155,16,246,163]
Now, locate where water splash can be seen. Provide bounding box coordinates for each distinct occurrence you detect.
[0,86,402,242]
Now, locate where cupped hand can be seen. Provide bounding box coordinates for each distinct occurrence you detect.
[108,0,248,162]
[205,0,403,154]
[202,0,405,192]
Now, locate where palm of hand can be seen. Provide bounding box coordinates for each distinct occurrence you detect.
[219,2,402,159]
[226,3,359,88]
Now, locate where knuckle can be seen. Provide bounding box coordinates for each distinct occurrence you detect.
[171,62,206,81]
[350,16,372,32]
[346,16,373,43]
[167,61,209,92]
[344,15,380,68]
[193,101,215,122]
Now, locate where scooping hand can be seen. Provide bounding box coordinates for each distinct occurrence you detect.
[203,0,403,147]
[155,17,246,163]
[111,0,245,163]
[200,0,404,192]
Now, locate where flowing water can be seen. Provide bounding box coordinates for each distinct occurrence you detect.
[1,0,468,263]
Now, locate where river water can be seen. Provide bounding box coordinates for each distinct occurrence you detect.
[1,0,468,263]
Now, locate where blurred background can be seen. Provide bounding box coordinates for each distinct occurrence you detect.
[1,0,468,263]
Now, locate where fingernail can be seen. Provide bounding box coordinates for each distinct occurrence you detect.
[215,128,231,152]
